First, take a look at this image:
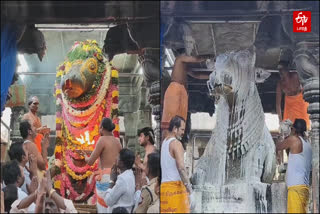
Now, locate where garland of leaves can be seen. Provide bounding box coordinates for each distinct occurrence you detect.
[53,40,119,202]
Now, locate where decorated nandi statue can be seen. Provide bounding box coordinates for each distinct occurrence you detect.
[53,40,120,203]
[191,50,276,213]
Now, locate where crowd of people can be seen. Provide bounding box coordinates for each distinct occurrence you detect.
[0,96,161,213]
[0,57,313,214]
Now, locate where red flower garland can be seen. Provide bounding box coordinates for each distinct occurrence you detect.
[65,149,98,174]
[54,54,119,202]
[55,173,96,201]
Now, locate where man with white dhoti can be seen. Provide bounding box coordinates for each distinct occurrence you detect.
[83,118,122,213]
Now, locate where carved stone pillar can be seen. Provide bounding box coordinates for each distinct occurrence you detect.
[123,111,140,152]
[294,41,319,213]
[140,48,161,147]
[123,85,152,154]
[149,81,161,147]
[10,106,26,141]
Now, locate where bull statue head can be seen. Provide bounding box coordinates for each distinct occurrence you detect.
[58,40,105,99]
[207,50,256,105]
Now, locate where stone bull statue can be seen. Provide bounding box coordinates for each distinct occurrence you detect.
[191,50,276,213]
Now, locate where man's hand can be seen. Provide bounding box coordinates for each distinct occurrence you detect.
[77,150,90,162]
[189,191,196,211]
[27,176,39,194]
[35,191,46,213]
[45,170,53,195]
[134,154,142,169]
[38,176,47,196]
[185,182,192,194]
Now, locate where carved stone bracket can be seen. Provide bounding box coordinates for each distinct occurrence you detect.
[139,49,161,147]
[294,41,319,213]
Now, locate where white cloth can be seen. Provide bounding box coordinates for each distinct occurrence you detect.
[21,165,31,194]
[17,187,35,213]
[133,189,142,212]
[287,136,312,187]
[96,173,111,213]
[104,169,135,213]
[161,137,181,183]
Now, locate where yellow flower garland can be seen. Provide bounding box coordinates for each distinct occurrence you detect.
[65,161,93,180]
[54,180,61,189]
[111,69,119,78]
[112,90,119,97]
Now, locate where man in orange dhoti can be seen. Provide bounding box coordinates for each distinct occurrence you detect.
[276,62,311,165]
[161,55,212,139]
[22,96,50,167]
[276,62,310,130]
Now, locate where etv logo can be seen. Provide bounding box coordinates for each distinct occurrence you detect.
[293,11,311,32]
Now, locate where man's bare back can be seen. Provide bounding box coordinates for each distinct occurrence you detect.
[86,136,122,169]
[99,136,122,169]
[278,72,302,96]
[142,145,156,169]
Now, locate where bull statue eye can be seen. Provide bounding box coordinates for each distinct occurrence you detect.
[85,58,98,73]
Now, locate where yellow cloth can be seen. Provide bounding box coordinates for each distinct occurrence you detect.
[160,181,190,213]
[283,92,310,130]
[161,82,188,130]
[287,185,310,213]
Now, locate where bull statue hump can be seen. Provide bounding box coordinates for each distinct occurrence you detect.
[191,50,276,213]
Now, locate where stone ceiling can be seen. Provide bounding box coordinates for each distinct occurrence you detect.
[161,1,319,114]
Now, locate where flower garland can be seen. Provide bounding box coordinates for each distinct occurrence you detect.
[55,173,96,201]
[53,40,119,202]
[65,149,98,174]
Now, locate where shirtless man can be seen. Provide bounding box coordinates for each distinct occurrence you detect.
[161,54,213,139]
[276,62,310,129]
[22,96,50,155]
[82,117,122,213]
[276,62,310,164]
[160,115,192,213]
[135,127,156,178]
[19,120,49,179]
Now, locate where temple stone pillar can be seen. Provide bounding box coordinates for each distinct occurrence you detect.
[123,111,140,152]
[10,106,26,141]
[121,80,152,154]
[294,41,319,213]
[149,80,161,147]
[140,48,161,147]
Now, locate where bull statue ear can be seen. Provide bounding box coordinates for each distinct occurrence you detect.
[254,67,271,83]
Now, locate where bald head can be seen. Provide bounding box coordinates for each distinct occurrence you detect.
[27,96,39,113]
